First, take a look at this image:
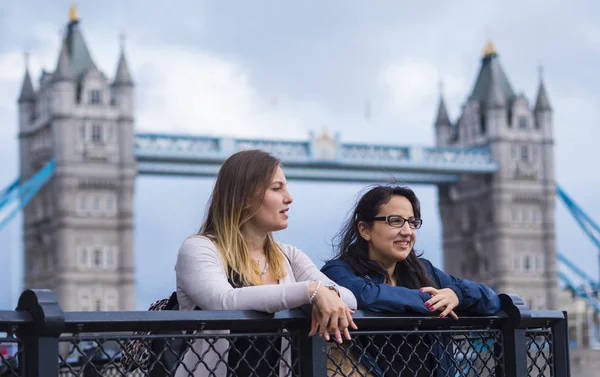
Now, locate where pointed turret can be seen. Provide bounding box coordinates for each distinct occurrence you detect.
[61,5,97,78]
[18,69,35,103]
[112,34,135,115]
[435,94,451,127]
[434,83,453,146]
[53,43,73,82]
[470,41,515,105]
[113,50,133,86]
[534,79,551,112]
[52,34,76,114]
[486,68,505,109]
[533,67,553,139]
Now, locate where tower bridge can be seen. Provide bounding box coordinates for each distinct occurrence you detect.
[133,132,498,183]
[2,6,599,363]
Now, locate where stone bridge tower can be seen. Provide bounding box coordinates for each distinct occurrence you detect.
[435,42,557,309]
[17,5,136,311]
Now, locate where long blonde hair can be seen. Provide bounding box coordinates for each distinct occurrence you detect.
[199,150,287,286]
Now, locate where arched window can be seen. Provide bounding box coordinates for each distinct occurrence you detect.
[81,248,88,266]
[106,247,115,266]
[89,90,102,105]
[520,145,529,162]
[512,255,521,272]
[94,248,103,268]
[518,115,528,129]
[91,124,103,143]
[524,255,531,272]
[479,109,487,134]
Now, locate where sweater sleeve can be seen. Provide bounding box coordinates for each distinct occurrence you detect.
[321,260,433,315]
[175,237,312,313]
[424,259,502,315]
[280,244,357,310]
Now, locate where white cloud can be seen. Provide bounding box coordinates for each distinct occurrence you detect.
[130,46,321,140]
[1,22,330,143]
[378,58,469,116]
[372,57,471,145]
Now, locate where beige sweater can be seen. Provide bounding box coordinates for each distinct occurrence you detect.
[174,236,357,377]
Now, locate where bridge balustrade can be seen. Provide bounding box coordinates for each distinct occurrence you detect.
[0,290,569,376]
[133,133,498,174]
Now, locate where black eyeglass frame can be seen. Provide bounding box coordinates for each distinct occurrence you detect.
[370,214,423,229]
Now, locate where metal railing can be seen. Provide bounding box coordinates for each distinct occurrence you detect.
[0,290,570,376]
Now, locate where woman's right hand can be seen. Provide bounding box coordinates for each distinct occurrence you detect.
[308,282,358,343]
[421,287,459,319]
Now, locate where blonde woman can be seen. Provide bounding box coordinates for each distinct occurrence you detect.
[175,149,357,377]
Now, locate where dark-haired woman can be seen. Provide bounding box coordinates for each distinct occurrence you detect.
[321,185,501,377]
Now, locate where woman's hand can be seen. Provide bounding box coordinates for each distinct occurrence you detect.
[308,282,358,343]
[421,287,460,319]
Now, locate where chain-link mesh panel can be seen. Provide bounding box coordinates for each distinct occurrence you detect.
[326,330,503,377]
[0,332,22,377]
[526,328,553,377]
[57,330,300,377]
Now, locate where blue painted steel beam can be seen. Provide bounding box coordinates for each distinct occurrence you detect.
[0,160,55,232]
[0,178,19,199]
[556,185,600,250]
[558,253,600,292]
[134,133,499,181]
[0,178,20,209]
[557,185,600,234]
[558,271,600,313]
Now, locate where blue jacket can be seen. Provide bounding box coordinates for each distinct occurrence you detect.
[321,258,502,377]
[321,258,501,316]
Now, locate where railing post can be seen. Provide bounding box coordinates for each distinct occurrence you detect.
[15,289,65,377]
[551,311,570,377]
[497,293,530,377]
[298,333,328,377]
[296,305,327,377]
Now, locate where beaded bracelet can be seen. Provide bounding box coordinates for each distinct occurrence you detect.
[309,281,322,303]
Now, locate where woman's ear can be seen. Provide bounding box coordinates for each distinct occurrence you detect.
[357,221,371,241]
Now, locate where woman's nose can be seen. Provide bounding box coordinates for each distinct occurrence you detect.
[399,222,412,234]
[284,190,293,204]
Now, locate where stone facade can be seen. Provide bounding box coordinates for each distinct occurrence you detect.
[434,42,558,310]
[17,10,136,311]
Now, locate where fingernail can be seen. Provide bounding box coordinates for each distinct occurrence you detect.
[424,302,430,307]
[429,307,435,311]
[420,288,424,291]
[440,314,445,318]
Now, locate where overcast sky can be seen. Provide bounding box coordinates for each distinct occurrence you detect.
[0,0,598,310]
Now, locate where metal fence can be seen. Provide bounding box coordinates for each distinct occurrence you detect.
[0,290,569,377]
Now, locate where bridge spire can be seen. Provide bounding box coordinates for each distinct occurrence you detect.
[113,33,133,86]
[483,40,497,58]
[69,0,79,24]
[486,66,505,109]
[434,81,451,127]
[53,41,73,82]
[534,65,551,112]
[18,52,35,103]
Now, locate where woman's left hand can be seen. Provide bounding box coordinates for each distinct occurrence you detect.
[421,287,460,319]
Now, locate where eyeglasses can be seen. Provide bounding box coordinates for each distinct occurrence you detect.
[371,215,423,229]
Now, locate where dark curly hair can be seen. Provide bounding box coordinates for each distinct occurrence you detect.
[331,185,436,289]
